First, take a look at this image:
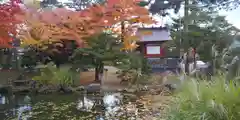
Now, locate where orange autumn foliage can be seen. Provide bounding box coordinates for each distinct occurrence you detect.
[105,0,153,24]
[19,0,154,50]
[104,0,155,50]
[18,7,105,47]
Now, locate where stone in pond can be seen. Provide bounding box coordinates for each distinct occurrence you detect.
[125,88,136,93]
[86,83,101,93]
[75,86,85,91]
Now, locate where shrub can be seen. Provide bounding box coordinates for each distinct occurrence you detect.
[167,75,240,120]
[33,62,78,86]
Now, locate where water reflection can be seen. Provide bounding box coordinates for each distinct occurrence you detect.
[76,92,123,119]
[0,94,7,104]
[17,105,31,120]
[0,94,11,119]
[0,92,138,120]
[0,94,32,120]
[76,92,133,120]
[103,93,122,119]
[76,97,94,111]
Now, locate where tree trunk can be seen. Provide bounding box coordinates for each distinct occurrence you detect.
[0,49,3,67]
[184,0,189,74]
[193,47,196,69]
[121,21,125,43]
[95,66,99,81]
[95,60,104,82]
[185,52,189,74]
[99,62,104,84]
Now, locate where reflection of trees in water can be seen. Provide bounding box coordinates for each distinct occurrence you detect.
[77,93,121,112]
[0,94,13,119]
[0,94,33,119]
[0,93,147,119]
[76,93,127,119]
[0,95,6,104]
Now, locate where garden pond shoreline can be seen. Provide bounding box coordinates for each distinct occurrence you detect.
[0,88,170,120]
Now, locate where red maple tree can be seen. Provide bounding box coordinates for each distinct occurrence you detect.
[0,0,23,48]
[19,0,154,50]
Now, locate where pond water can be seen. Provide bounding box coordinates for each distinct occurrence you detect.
[0,92,146,120]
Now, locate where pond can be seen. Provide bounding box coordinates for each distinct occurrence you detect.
[0,92,151,120]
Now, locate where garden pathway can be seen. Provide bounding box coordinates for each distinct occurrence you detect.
[79,66,124,91]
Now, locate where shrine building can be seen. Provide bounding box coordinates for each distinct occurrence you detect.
[136,27,180,73]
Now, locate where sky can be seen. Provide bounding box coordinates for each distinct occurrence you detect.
[219,7,240,28]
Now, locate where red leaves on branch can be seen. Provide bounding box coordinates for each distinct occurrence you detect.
[0,0,23,48]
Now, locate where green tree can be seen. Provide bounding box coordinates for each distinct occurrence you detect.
[71,32,150,82]
[138,0,240,16]
[170,8,239,61]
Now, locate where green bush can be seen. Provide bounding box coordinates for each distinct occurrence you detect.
[33,62,78,86]
[167,75,240,120]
